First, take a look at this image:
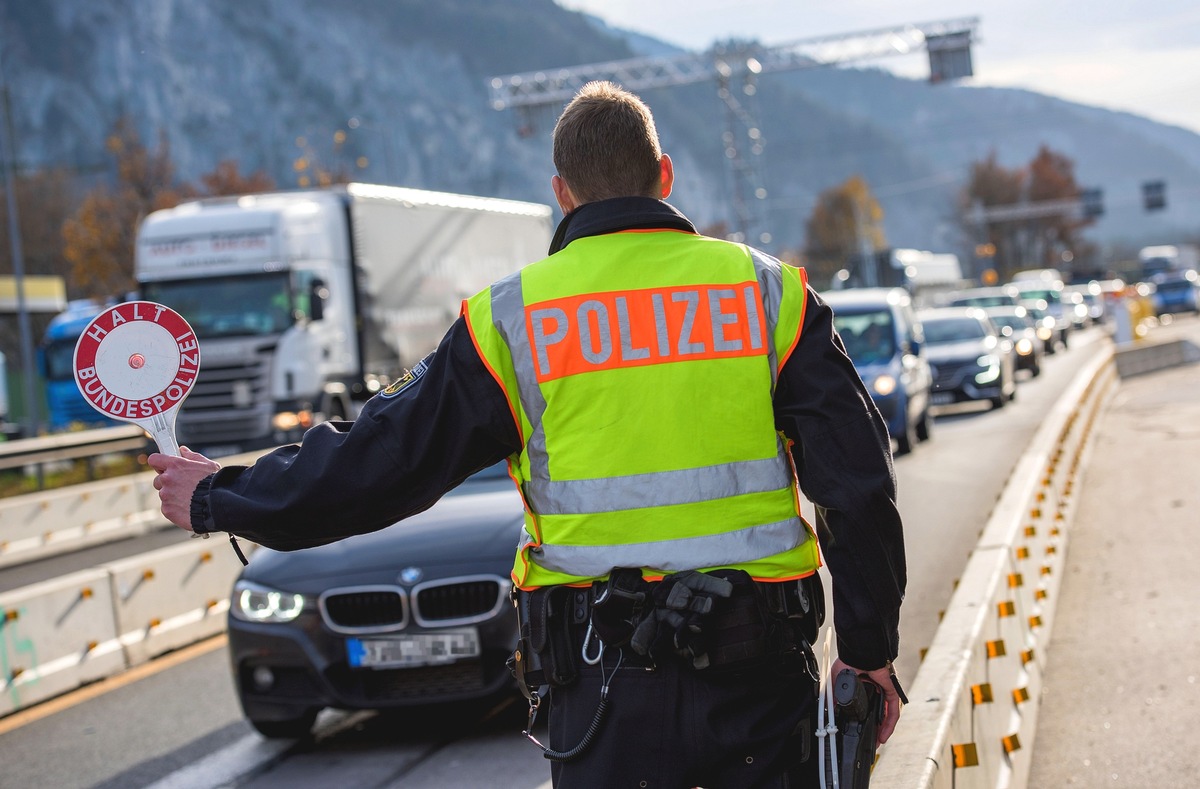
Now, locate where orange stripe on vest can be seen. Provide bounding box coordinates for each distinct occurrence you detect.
[525,281,767,382]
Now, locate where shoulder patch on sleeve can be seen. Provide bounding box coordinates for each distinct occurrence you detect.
[380,354,432,398]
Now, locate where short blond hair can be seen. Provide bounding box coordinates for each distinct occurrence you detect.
[552,81,663,204]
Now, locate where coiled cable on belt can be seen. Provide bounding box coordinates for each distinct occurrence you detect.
[523,647,622,762]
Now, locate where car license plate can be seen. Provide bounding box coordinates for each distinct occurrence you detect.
[346,628,480,669]
[931,392,955,405]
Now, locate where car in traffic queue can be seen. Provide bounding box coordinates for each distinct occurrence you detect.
[1009,280,1071,351]
[1149,269,1200,315]
[225,461,523,738]
[822,288,934,455]
[1065,282,1106,325]
[1019,300,1059,354]
[943,286,1021,310]
[983,304,1044,377]
[918,306,1017,410]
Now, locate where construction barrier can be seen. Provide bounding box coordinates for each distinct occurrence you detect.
[0,569,126,717]
[106,539,248,667]
[872,347,1118,788]
[0,535,252,717]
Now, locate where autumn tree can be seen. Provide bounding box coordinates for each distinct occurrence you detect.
[803,175,887,288]
[961,146,1094,282]
[61,120,277,299]
[61,117,194,298]
[200,160,275,196]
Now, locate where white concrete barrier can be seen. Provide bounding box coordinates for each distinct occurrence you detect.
[0,569,126,717]
[871,348,1118,788]
[105,539,250,667]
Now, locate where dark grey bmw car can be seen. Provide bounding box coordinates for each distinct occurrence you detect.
[226,462,523,738]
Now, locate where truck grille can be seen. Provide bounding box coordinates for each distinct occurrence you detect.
[176,351,272,444]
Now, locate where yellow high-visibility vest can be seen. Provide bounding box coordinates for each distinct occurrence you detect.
[463,229,820,588]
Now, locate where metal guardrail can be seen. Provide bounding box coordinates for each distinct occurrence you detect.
[0,447,268,570]
[0,425,149,489]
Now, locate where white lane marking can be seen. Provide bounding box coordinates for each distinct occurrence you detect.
[141,734,292,789]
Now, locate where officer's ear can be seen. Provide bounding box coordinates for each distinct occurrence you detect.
[658,154,674,199]
[552,174,578,214]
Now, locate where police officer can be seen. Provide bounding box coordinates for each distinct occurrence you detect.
[151,81,906,788]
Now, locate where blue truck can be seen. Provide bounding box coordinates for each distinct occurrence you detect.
[38,300,122,431]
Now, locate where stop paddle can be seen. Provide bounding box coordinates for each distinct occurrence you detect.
[73,301,199,456]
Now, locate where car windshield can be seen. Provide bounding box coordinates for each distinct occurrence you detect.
[951,294,1012,307]
[1015,287,1061,305]
[142,272,294,339]
[989,315,1028,332]
[832,308,896,364]
[923,317,986,343]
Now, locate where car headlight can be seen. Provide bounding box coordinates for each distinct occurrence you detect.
[872,374,897,396]
[1037,326,1053,341]
[231,580,306,623]
[1015,338,1033,356]
[1074,304,1088,318]
[975,354,1000,384]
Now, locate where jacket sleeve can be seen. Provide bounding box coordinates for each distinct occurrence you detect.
[192,317,522,550]
[773,286,907,670]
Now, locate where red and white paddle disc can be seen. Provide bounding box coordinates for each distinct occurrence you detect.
[73,301,200,456]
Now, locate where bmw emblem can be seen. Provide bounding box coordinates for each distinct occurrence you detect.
[399,566,423,585]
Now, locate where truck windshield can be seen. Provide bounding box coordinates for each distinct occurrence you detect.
[142,272,293,339]
[42,340,77,381]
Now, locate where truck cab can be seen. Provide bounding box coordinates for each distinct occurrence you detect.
[137,194,355,453]
[134,184,552,455]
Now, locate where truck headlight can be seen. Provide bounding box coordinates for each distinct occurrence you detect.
[232,581,306,623]
[975,355,1000,384]
[872,374,897,396]
[272,410,314,431]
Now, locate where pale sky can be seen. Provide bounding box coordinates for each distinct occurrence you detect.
[561,1,1200,136]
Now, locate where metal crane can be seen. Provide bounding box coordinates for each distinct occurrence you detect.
[488,17,978,244]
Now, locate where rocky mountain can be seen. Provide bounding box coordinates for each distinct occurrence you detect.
[3,0,1199,265]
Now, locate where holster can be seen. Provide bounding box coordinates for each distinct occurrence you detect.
[833,669,884,788]
[510,587,578,699]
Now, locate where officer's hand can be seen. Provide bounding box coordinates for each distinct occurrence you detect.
[831,658,905,744]
[149,447,221,531]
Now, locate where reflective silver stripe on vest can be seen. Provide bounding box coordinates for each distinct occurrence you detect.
[747,246,783,390]
[489,244,798,519]
[519,515,806,577]
[490,271,551,474]
[524,440,793,514]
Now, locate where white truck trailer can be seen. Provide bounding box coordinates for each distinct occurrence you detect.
[135,183,553,454]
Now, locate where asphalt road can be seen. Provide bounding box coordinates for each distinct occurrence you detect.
[0,326,1112,789]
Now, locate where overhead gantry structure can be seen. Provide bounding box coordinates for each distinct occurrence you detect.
[488,17,979,244]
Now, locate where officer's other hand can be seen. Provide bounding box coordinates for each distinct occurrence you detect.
[149,446,221,531]
[830,658,904,744]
